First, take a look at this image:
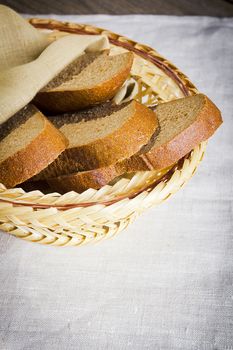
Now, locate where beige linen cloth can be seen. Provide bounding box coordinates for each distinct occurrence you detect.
[0,5,109,124]
[0,5,137,124]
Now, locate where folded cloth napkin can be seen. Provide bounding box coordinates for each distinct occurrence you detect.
[0,6,138,124]
[0,5,109,124]
[0,5,49,70]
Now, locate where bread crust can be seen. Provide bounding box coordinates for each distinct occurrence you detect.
[35,100,159,179]
[122,94,222,170]
[48,164,120,193]
[65,100,158,169]
[0,115,68,188]
[34,52,134,113]
[48,94,222,193]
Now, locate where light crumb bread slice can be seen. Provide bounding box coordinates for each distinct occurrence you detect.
[48,93,222,193]
[34,100,159,180]
[34,50,134,113]
[0,105,68,188]
[121,93,222,171]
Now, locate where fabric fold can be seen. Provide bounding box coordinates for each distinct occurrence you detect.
[0,6,110,124]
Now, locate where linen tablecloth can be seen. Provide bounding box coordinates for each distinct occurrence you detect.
[0,15,232,350]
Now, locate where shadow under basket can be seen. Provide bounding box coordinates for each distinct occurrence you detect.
[0,18,206,246]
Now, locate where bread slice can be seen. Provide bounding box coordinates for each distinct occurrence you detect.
[34,51,134,113]
[48,164,121,193]
[121,93,222,171]
[34,100,159,180]
[0,105,68,188]
[47,94,222,193]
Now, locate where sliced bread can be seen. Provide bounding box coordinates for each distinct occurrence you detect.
[0,104,68,188]
[121,93,222,171]
[34,100,159,180]
[47,94,222,193]
[34,51,134,113]
[47,164,121,193]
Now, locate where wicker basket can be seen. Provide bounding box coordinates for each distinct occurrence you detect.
[0,19,206,246]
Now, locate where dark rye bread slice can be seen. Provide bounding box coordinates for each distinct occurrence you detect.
[33,100,159,181]
[47,94,222,193]
[34,50,134,113]
[0,105,68,188]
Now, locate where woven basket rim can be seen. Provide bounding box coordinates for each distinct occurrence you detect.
[0,156,189,209]
[29,18,194,96]
[0,18,199,210]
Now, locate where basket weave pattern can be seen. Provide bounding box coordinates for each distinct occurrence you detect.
[0,19,206,246]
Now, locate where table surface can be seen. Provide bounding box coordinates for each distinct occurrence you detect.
[1,0,233,16]
[0,13,233,350]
